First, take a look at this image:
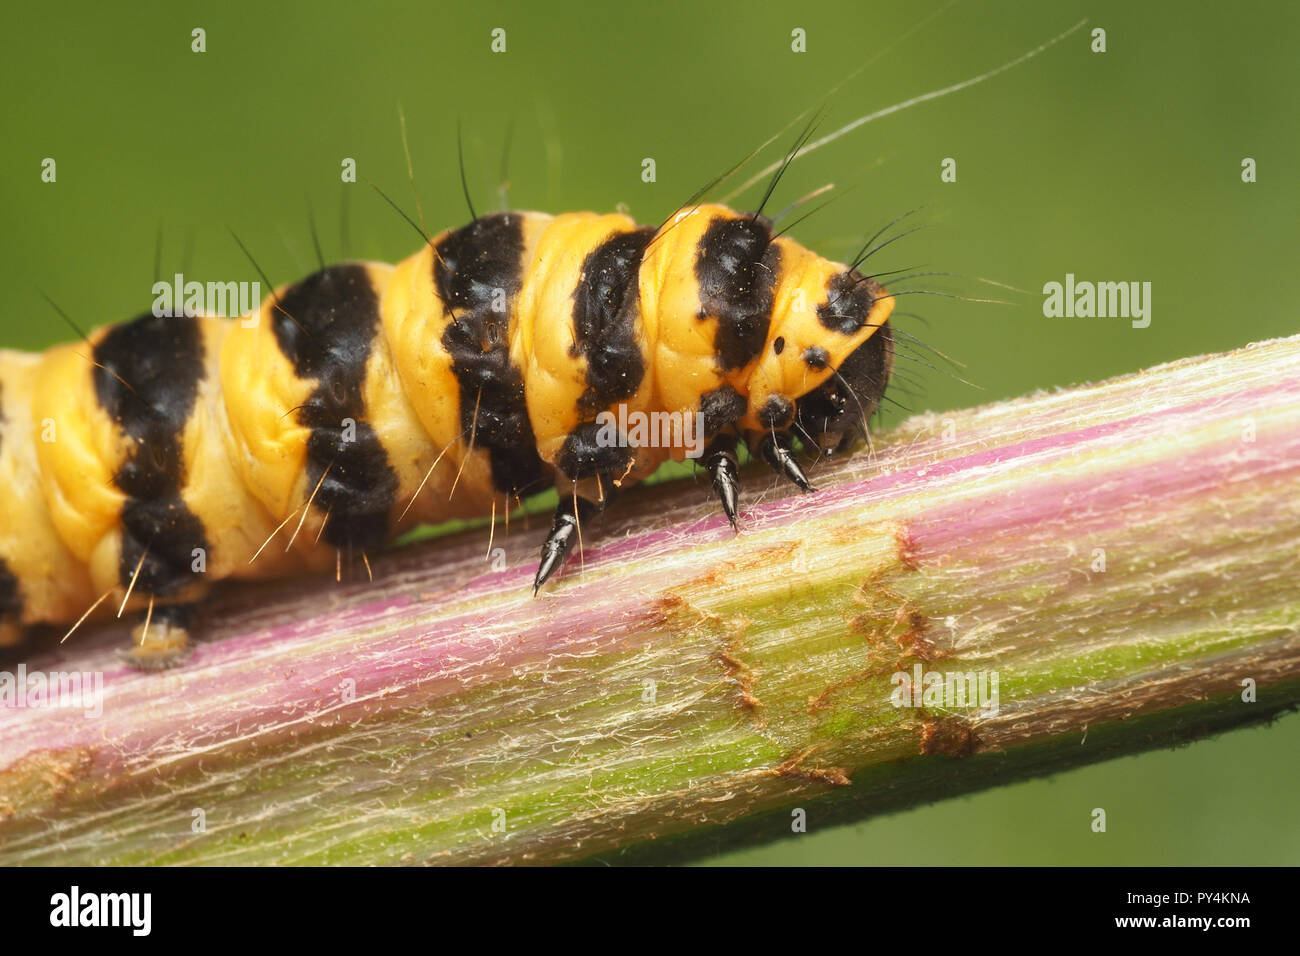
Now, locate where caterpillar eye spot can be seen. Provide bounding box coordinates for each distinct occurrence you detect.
[773,336,785,355]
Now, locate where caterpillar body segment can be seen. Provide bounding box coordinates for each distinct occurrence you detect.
[0,202,894,664]
[0,351,97,646]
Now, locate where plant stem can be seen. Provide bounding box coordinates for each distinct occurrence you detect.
[2,336,1298,865]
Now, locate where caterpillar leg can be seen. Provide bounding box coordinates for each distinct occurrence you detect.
[758,432,814,493]
[532,494,602,595]
[703,434,741,531]
[119,603,194,671]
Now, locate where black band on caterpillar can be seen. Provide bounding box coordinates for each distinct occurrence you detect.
[572,226,655,414]
[434,212,549,500]
[271,264,399,552]
[696,215,782,373]
[93,313,210,598]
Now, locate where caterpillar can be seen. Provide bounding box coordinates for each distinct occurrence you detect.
[0,197,894,667]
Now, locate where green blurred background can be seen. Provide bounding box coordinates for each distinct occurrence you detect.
[2,0,1296,864]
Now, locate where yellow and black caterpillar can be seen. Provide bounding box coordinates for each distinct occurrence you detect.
[0,202,893,666]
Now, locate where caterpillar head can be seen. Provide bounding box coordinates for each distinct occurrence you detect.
[740,253,895,455]
[792,319,894,454]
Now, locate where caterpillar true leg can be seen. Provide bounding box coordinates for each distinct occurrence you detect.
[702,434,741,531]
[533,493,602,595]
[758,432,814,494]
